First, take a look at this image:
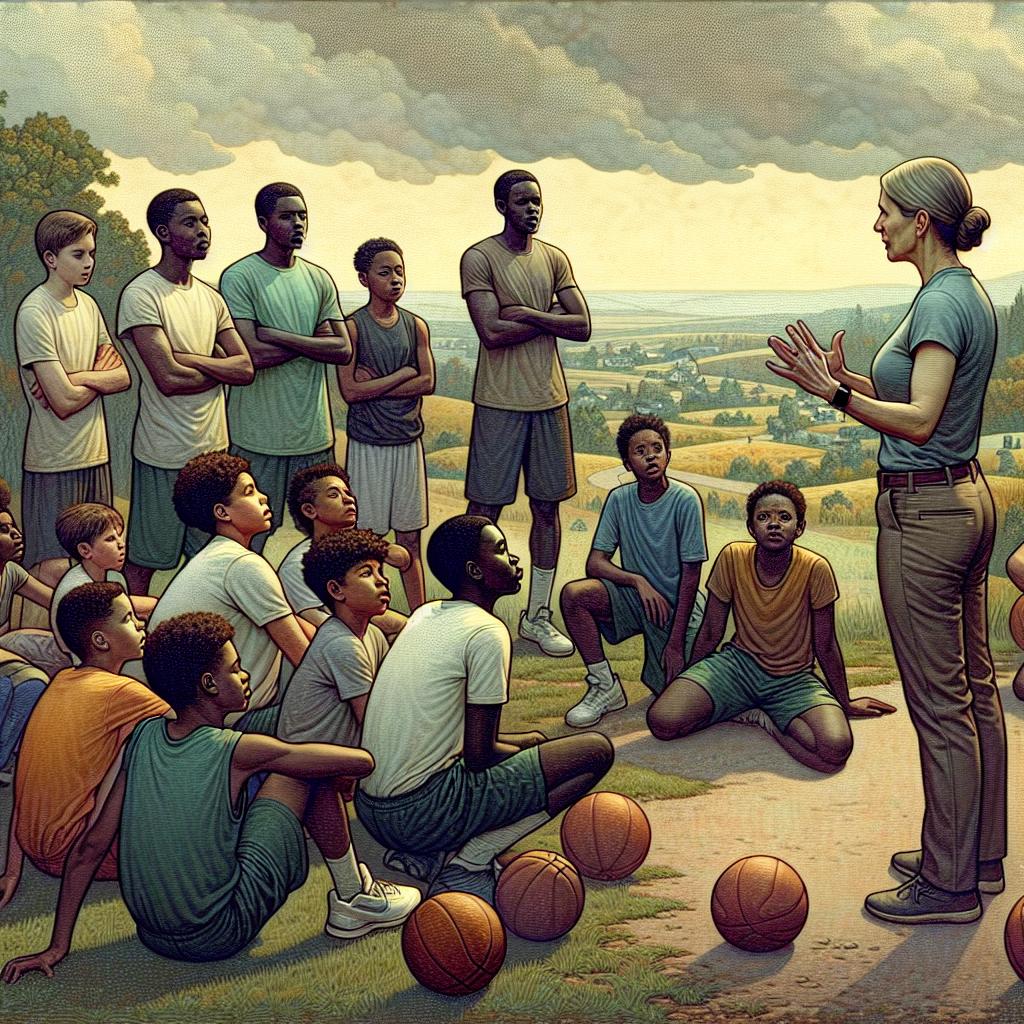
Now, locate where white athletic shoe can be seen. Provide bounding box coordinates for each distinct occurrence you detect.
[519,608,575,657]
[564,671,627,728]
[325,862,422,939]
[732,707,783,741]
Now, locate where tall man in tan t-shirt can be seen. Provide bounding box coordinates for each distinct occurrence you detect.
[459,170,591,657]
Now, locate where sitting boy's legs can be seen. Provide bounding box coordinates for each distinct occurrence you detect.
[648,644,851,774]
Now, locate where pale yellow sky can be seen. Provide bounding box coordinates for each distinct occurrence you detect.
[101,140,1024,295]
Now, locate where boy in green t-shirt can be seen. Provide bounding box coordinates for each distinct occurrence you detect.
[2,612,418,979]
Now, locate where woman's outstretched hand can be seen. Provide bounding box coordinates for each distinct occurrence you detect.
[767,320,841,400]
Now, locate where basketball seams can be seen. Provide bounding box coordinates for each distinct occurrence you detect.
[405,909,469,993]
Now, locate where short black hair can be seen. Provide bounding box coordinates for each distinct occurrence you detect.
[353,237,403,275]
[0,477,10,514]
[302,529,390,607]
[173,452,251,533]
[255,182,304,223]
[287,463,350,536]
[426,515,492,594]
[494,169,539,206]
[146,189,201,236]
[746,480,807,526]
[144,612,235,712]
[56,581,126,661]
[616,414,671,463]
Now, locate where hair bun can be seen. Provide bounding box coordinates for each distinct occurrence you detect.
[956,206,990,251]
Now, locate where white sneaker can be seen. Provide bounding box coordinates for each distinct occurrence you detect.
[519,608,575,657]
[732,707,783,740]
[565,672,627,727]
[325,862,422,939]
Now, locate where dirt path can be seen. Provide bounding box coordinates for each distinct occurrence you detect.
[609,674,1024,1023]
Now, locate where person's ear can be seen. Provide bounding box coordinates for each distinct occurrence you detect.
[796,520,806,539]
[90,629,110,652]
[495,198,507,217]
[213,501,232,524]
[199,671,218,696]
[326,578,345,603]
[77,541,93,561]
[300,501,318,524]
[465,559,484,581]
[357,271,369,289]
[43,250,58,270]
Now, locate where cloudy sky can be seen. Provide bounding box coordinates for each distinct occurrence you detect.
[5,1,1024,292]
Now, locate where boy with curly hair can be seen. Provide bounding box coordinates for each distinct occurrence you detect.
[646,481,895,772]
[277,463,409,639]
[147,452,312,722]
[2,612,380,978]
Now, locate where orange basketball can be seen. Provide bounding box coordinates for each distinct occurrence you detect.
[560,792,651,881]
[1010,595,1024,651]
[495,850,585,941]
[401,892,506,995]
[711,856,809,953]
[1005,895,1024,980]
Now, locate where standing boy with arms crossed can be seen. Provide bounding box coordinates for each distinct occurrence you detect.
[220,183,352,555]
[460,170,591,657]
[117,189,254,595]
[338,238,434,611]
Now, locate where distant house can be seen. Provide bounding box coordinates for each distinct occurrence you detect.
[604,353,636,369]
[634,400,675,416]
[686,345,720,359]
[666,360,700,386]
[812,407,841,423]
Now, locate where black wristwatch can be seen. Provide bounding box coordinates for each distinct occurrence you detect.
[829,383,852,410]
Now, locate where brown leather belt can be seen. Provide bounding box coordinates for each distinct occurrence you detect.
[877,460,977,492]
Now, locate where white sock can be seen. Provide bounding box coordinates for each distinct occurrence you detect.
[450,811,552,871]
[585,660,614,687]
[325,847,362,901]
[527,566,555,620]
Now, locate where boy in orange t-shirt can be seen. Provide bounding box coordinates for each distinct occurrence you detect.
[0,581,168,905]
[647,481,894,773]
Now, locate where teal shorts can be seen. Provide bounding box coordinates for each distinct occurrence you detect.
[127,458,211,570]
[599,581,705,695]
[136,797,308,962]
[355,744,547,855]
[682,642,840,732]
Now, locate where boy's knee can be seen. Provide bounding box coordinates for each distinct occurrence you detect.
[559,579,587,611]
[646,702,681,742]
[815,724,853,771]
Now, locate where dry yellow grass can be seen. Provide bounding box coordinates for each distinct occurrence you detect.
[677,405,776,426]
[697,347,770,366]
[668,439,826,476]
[420,394,475,447]
[603,417,751,446]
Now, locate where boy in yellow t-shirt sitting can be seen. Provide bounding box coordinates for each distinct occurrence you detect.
[646,481,894,773]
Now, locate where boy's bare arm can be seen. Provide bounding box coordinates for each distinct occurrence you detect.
[2,771,126,984]
[256,318,352,365]
[812,604,895,717]
[16,575,52,610]
[131,324,220,396]
[500,285,591,342]
[385,542,411,571]
[172,327,254,386]
[264,614,311,668]
[466,289,542,350]
[337,325,417,401]
[233,317,296,369]
[0,801,25,909]
[586,548,671,625]
[231,734,374,782]
[28,361,105,420]
[382,317,436,398]
[69,344,131,395]
[464,703,519,770]
[686,590,729,667]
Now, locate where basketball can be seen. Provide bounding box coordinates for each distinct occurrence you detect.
[401,892,506,995]
[495,850,585,941]
[710,855,809,953]
[1010,595,1024,651]
[560,791,651,881]
[1004,896,1024,980]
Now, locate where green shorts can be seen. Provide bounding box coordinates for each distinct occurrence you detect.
[600,581,705,695]
[466,404,576,506]
[355,744,547,855]
[136,797,308,962]
[127,458,211,570]
[682,642,840,733]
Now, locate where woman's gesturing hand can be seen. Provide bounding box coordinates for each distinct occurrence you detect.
[766,320,841,401]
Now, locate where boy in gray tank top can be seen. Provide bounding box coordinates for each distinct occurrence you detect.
[338,239,435,613]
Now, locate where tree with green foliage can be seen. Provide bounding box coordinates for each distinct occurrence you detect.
[820,489,855,525]
[434,355,474,401]
[766,394,807,441]
[568,401,616,455]
[0,93,150,489]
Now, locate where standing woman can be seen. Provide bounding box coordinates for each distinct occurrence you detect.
[767,157,1005,925]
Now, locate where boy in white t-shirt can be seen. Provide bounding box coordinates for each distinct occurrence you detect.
[15,210,131,591]
[355,515,614,905]
[116,189,254,596]
[51,504,157,664]
[148,452,312,726]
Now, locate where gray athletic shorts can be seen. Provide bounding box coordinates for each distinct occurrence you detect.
[466,404,576,506]
[230,444,334,555]
[127,458,210,570]
[21,464,112,567]
[346,438,428,534]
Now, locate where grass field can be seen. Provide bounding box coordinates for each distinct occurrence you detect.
[603,418,753,446]
[666,439,826,477]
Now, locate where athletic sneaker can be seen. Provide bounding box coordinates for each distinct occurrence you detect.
[519,608,575,657]
[864,875,981,925]
[325,862,422,939]
[429,861,498,906]
[383,847,447,884]
[565,671,627,728]
[890,849,1004,895]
